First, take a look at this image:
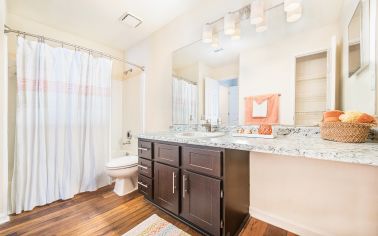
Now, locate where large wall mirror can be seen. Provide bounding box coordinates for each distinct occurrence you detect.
[172,0,376,127]
[348,2,362,77]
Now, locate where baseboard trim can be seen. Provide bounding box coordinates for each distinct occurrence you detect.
[0,214,10,225]
[249,207,329,236]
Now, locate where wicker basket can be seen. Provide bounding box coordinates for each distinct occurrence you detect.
[320,122,373,143]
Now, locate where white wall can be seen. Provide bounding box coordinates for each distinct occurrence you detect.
[122,72,143,155]
[239,24,339,125]
[174,63,199,83]
[250,152,378,236]
[340,0,377,115]
[111,80,124,157]
[211,62,239,81]
[0,0,9,224]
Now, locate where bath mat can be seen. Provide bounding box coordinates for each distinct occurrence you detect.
[123,214,191,236]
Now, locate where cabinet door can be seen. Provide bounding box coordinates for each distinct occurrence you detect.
[154,163,179,214]
[181,170,221,236]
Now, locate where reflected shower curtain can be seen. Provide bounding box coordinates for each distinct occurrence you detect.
[12,37,112,214]
[172,77,198,124]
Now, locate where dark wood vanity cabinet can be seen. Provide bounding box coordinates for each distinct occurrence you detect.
[138,139,250,236]
[181,170,221,235]
[154,162,179,214]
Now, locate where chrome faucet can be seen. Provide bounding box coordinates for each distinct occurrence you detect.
[202,119,212,132]
[201,118,222,132]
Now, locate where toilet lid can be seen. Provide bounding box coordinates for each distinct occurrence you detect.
[106,155,138,169]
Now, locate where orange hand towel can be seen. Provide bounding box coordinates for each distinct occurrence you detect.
[245,94,280,125]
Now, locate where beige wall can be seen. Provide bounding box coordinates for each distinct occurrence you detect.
[250,152,378,236]
[340,0,377,115]
[239,24,339,125]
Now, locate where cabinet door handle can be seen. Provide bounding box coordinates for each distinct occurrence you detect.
[138,147,149,151]
[172,172,176,194]
[138,164,148,170]
[182,175,187,198]
[138,181,148,188]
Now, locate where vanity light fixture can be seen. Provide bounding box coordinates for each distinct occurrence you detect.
[201,0,304,44]
[211,33,220,48]
[224,12,236,35]
[256,17,267,32]
[231,23,241,40]
[250,0,265,25]
[286,6,302,22]
[284,0,302,12]
[202,24,213,43]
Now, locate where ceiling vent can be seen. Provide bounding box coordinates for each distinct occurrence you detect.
[119,12,142,28]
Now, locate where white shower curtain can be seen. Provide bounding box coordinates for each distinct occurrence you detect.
[172,77,198,124]
[205,77,220,123]
[12,37,112,214]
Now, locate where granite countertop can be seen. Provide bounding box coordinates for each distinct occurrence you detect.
[138,131,378,167]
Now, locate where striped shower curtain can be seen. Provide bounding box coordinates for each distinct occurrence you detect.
[12,37,112,214]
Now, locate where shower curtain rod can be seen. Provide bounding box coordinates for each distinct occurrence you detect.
[3,25,145,71]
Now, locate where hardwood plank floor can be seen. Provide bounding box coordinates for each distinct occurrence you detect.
[0,185,296,236]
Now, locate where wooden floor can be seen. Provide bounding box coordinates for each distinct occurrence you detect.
[0,185,296,236]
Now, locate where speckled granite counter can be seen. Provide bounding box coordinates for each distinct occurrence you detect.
[139,131,378,167]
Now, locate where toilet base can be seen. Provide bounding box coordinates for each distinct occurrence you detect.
[113,176,137,196]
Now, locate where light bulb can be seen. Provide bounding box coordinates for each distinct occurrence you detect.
[202,24,213,43]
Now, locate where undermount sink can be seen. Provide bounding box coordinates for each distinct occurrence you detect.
[175,131,225,139]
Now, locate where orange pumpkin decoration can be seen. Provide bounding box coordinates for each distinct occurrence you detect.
[258,124,273,135]
[357,113,377,124]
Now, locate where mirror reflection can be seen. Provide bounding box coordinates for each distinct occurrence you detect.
[172,42,239,126]
[348,2,362,77]
[172,0,375,126]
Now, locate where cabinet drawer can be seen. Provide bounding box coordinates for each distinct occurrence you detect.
[138,141,152,159]
[154,143,180,167]
[138,175,152,199]
[182,147,222,178]
[138,158,153,178]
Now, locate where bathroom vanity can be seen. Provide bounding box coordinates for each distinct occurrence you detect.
[137,138,250,236]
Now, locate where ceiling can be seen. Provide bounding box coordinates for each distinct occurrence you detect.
[7,0,203,50]
[173,0,344,69]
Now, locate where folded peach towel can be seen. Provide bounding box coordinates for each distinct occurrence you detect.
[245,94,280,125]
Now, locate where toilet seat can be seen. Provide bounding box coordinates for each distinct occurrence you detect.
[106,156,138,170]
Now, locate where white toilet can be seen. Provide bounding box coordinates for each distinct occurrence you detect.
[105,155,138,196]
